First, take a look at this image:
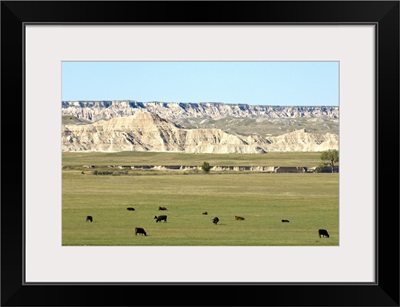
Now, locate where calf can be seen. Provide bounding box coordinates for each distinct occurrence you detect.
[127,207,135,211]
[318,229,330,238]
[154,215,167,223]
[235,215,245,220]
[86,216,93,222]
[135,227,147,236]
[213,217,219,225]
[282,219,290,223]
[159,206,167,211]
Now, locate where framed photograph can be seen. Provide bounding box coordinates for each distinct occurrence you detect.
[2,1,399,306]
[60,60,341,249]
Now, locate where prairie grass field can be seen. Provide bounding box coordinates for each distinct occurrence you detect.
[62,151,326,168]
[62,152,339,246]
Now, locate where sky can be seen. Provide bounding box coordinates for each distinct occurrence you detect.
[62,61,339,106]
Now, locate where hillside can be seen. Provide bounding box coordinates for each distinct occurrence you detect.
[61,100,339,136]
[62,110,339,153]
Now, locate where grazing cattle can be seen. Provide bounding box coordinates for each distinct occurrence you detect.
[135,227,147,236]
[202,212,208,215]
[159,206,167,211]
[86,216,93,222]
[318,229,330,238]
[235,215,245,220]
[154,215,167,223]
[282,219,290,223]
[212,217,219,225]
[127,207,135,211]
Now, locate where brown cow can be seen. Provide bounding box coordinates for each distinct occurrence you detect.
[235,215,245,220]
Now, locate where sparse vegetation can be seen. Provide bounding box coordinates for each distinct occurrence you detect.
[201,161,211,173]
[62,115,91,125]
[320,149,339,173]
[92,170,128,176]
[177,116,339,137]
[316,162,327,173]
[62,151,331,168]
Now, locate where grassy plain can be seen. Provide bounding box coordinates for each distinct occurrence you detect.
[62,152,339,246]
[62,151,326,168]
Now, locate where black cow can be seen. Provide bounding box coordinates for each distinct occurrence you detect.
[135,227,147,236]
[86,216,93,222]
[154,215,167,223]
[127,207,135,211]
[318,229,330,238]
[282,219,290,223]
[213,217,219,225]
[159,206,167,211]
[202,212,208,215]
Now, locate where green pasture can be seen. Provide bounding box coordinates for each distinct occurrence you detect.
[62,168,339,246]
[62,151,327,168]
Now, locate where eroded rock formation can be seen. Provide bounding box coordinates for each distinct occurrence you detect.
[62,110,339,153]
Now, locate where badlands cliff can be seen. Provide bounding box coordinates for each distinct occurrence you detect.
[62,100,339,122]
[62,110,339,153]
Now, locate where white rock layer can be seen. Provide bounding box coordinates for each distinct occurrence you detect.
[62,111,339,153]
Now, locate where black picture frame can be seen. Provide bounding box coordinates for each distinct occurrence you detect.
[1,1,399,306]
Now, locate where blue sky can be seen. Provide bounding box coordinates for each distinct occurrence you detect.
[62,61,339,106]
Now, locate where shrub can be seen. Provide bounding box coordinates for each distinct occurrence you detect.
[92,170,114,175]
[201,162,211,173]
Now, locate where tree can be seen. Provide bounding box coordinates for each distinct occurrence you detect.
[201,161,211,173]
[320,149,339,173]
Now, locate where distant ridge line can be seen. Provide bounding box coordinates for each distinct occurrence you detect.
[62,100,339,108]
